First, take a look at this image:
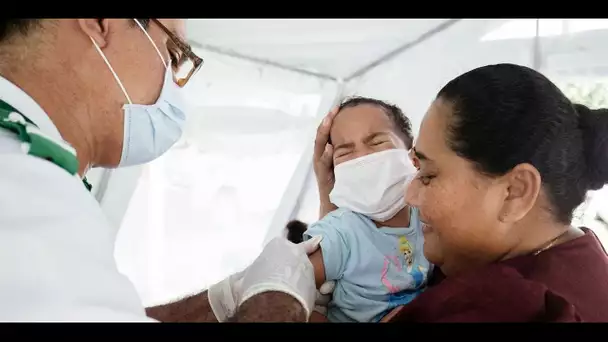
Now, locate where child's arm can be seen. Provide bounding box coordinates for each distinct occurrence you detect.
[309,248,326,289]
[304,210,351,289]
[309,248,331,322]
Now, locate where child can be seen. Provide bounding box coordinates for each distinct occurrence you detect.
[305,97,432,323]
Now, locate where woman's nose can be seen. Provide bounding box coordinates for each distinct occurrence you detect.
[404,176,420,207]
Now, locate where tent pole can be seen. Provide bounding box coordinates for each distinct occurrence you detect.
[532,19,542,70]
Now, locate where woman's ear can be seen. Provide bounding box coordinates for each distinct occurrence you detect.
[78,19,110,48]
[498,163,542,223]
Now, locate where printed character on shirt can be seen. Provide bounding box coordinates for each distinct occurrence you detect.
[304,206,432,323]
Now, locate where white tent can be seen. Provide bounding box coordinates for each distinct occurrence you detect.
[85,19,608,306]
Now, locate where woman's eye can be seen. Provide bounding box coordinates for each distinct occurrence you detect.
[417,174,435,186]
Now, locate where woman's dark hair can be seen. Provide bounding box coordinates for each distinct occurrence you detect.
[338,96,414,150]
[286,220,308,244]
[437,63,608,224]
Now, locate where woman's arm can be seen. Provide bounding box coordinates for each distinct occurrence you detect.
[319,196,338,219]
[313,109,339,219]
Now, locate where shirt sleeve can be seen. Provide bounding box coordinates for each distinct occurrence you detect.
[304,211,352,281]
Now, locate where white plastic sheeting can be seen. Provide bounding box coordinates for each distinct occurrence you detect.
[88,19,608,305]
[186,19,449,80]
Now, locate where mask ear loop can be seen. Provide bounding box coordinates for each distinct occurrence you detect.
[133,19,169,69]
[90,36,133,105]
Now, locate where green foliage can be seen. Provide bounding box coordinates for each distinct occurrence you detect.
[559,81,608,109]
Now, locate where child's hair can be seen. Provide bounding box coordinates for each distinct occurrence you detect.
[338,96,414,149]
[286,219,308,244]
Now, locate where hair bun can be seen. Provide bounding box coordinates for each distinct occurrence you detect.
[575,103,608,190]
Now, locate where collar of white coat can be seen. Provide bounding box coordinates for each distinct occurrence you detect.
[0,74,64,141]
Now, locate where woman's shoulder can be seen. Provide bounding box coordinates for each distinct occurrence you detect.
[502,228,608,321]
[393,262,581,322]
[394,229,608,322]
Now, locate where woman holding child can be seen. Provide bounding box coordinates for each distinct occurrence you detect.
[312,63,608,322]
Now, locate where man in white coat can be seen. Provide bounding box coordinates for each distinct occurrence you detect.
[0,18,331,322]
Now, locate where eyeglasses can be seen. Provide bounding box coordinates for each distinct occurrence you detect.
[151,19,203,88]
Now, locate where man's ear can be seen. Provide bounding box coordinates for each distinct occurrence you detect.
[498,163,542,223]
[78,19,110,48]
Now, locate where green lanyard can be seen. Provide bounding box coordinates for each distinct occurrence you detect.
[0,99,92,192]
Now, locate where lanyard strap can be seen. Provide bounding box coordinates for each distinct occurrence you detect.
[0,99,92,192]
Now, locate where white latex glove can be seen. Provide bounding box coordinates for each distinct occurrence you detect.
[238,236,323,321]
[210,268,334,321]
[208,236,323,322]
[313,280,336,316]
[208,270,246,322]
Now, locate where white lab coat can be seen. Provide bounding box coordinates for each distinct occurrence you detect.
[0,75,155,322]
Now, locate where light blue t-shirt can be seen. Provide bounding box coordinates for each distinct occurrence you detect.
[304,207,432,323]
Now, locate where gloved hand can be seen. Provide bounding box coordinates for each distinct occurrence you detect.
[313,280,336,316]
[238,236,323,321]
[208,236,323,322]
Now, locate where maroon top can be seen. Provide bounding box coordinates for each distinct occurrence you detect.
[393,229,608,322]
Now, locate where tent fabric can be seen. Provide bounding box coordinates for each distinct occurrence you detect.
[83,19,608,305]
[185,19,450,80]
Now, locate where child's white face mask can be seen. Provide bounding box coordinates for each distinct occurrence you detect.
[329,149,417,222]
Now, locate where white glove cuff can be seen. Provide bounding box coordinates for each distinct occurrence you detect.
[313,305,328,316]
[208,278,236,322]
[240,283,311,322]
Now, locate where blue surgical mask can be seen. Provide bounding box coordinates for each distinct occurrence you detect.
[90,19,187,167]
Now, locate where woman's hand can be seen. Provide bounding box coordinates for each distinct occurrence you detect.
[314,108,339,218]
[311,108,339,316]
